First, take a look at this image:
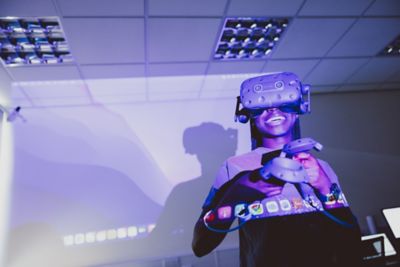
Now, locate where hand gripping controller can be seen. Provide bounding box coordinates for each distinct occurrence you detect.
[259,138,355,228]
[259,137,323,183]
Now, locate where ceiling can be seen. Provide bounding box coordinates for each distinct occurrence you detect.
[0,0,399,108]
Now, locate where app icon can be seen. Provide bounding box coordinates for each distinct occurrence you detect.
[338,193,347,204]
[218,206,232,219]
[292,198,303,209]
[279,199,291,211]
[304,195,319,208]
[249,202,264,215]
[127,226,138,237]
[324,194,336,205]
[205,211,215,222]
[266,201,279,213]
[234,204,246,217]
[303,199,311,208]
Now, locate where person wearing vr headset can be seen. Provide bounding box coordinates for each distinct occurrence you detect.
[192,72,362,267]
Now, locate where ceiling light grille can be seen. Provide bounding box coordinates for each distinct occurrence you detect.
[0,17,72,66]
[214,17,289,60]
[379,34,400,56]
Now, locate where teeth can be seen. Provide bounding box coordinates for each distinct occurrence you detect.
[266,115,285,125]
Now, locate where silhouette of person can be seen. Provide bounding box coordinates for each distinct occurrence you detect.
[147,122,238,256]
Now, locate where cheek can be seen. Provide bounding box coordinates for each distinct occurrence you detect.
[286,115,297,128]
[254,117,265,130]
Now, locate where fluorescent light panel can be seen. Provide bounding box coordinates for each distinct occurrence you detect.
[0,17,73,66]
[379,34,400,56]
[214,17,289,60]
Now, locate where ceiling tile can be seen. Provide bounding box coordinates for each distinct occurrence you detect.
[347,57,400,83]
[299,0,373,16]
[57,0,144,16]
[199,88,238,98]
[16,80,87,98]
[336,83,379,92]
[91,93,146,104]
[262,59,319,80]
[30,96,92,107]
[87,77,146,103]
[0,65,12,103]
[148,91,199,101]
[328,18,400,57]
[272,18,354,59]
[80,64,145,79]
[147,18,221,62]
[311,86,338,94]
[86,78,146,98]
[364,0,400,16]
[0,64,11,84]
[7,65,81,81]
[305,58,369,85]
[0,0,57,17]
[227,0,304,16]
[63,18,145,64]
[147,75,203,100]
[201,73,255,92]
[207,61,264,75]
[10,83,27,99]
[148,63,207,76]
[11,98,33,108]
[148,0,227,16]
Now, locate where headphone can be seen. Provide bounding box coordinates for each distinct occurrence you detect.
[234,96,251,123]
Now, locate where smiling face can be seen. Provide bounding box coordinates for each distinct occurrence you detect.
[254,108,297,138]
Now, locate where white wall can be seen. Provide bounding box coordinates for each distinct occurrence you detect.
[0,65,14,267]
[5,77,400,266]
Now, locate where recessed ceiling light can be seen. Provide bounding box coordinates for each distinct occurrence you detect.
[378,34,400,57]
[0,16,73,66]
[214,17,289,60]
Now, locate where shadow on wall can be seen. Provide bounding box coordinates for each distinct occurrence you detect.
[146,122,238,256]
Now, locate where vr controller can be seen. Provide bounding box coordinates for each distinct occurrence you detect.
[259,137,323,183]
[259,138,354,228]
[235,72,311,123]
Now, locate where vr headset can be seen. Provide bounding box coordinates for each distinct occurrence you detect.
[235,72,311,123]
